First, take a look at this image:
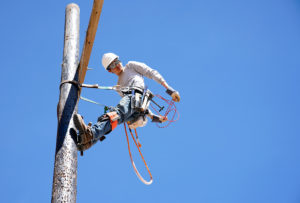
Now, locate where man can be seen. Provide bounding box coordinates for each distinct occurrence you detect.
[74,53,180,152]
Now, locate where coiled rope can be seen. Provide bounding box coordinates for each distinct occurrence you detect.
[124,123,153,185]
[150,94,179,128]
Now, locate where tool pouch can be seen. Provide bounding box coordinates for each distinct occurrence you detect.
[131,90,143,111]
[141,89,154,112]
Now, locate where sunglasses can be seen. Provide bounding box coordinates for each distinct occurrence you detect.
[107,59,120,71]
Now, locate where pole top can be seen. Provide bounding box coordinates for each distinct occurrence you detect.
[67,3,80,11]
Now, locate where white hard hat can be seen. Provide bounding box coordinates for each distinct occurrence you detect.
[102,53,119,70]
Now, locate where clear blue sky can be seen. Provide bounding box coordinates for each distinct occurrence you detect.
[1,0,300,202]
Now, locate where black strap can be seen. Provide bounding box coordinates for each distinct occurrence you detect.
[166,87,175,96]
[59,80,81,90]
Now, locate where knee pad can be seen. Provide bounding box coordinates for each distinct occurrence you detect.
[106,111,119,131]
[97,111,120,131]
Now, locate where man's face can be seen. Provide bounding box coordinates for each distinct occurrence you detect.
[110,63,123,76]
[107,59,123,76]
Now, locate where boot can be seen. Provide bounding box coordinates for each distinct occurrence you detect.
[73,113,94,146]
[77,140,95,153]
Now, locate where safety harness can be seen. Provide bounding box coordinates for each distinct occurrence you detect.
[61,80,179,185]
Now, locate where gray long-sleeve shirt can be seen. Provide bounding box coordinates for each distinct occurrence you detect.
[117,61,166,96]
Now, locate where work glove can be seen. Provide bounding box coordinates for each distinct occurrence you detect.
[166,87,181,102]
[152,115,168,123]
[159,116,168,123]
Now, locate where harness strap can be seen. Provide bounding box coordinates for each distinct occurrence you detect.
[107,112,119,131]
[60,80,81,90]
[60,80,117,90]
[124,123,153,185]
[80,96,106,107]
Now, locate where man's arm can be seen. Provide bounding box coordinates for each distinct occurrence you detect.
[129,61,166,84]
[161,82,180,102]
[129,61,180,102]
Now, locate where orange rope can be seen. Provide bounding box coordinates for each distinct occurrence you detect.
[124,123,153,185]
[150,94,179,128]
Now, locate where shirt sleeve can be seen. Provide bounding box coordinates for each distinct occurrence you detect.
[128,61,166,85]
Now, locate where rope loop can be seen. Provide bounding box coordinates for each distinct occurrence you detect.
[124,123,153,185]
[150,94,179,128]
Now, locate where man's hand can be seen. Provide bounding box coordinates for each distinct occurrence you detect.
[166,86,181,102]
[151,115,168,123]
[171,91,180,102]
[159,115,168,123]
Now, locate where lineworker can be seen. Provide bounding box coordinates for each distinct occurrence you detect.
[73,53,180,152]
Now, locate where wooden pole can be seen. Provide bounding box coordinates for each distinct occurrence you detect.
[51,1,104,202]
[52,4,80,203]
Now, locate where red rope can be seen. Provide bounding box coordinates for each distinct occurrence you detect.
[150,94,180,128]
[124,123,153,185]
[123,95,179,184]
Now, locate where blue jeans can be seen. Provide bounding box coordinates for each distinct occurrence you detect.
[91,95,139,141]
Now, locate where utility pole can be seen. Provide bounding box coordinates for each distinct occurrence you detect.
[52,1,104,202]
[52,4,80,203]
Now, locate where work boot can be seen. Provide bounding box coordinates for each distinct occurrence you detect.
[73,113,94,146]
[77,140,94,152]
